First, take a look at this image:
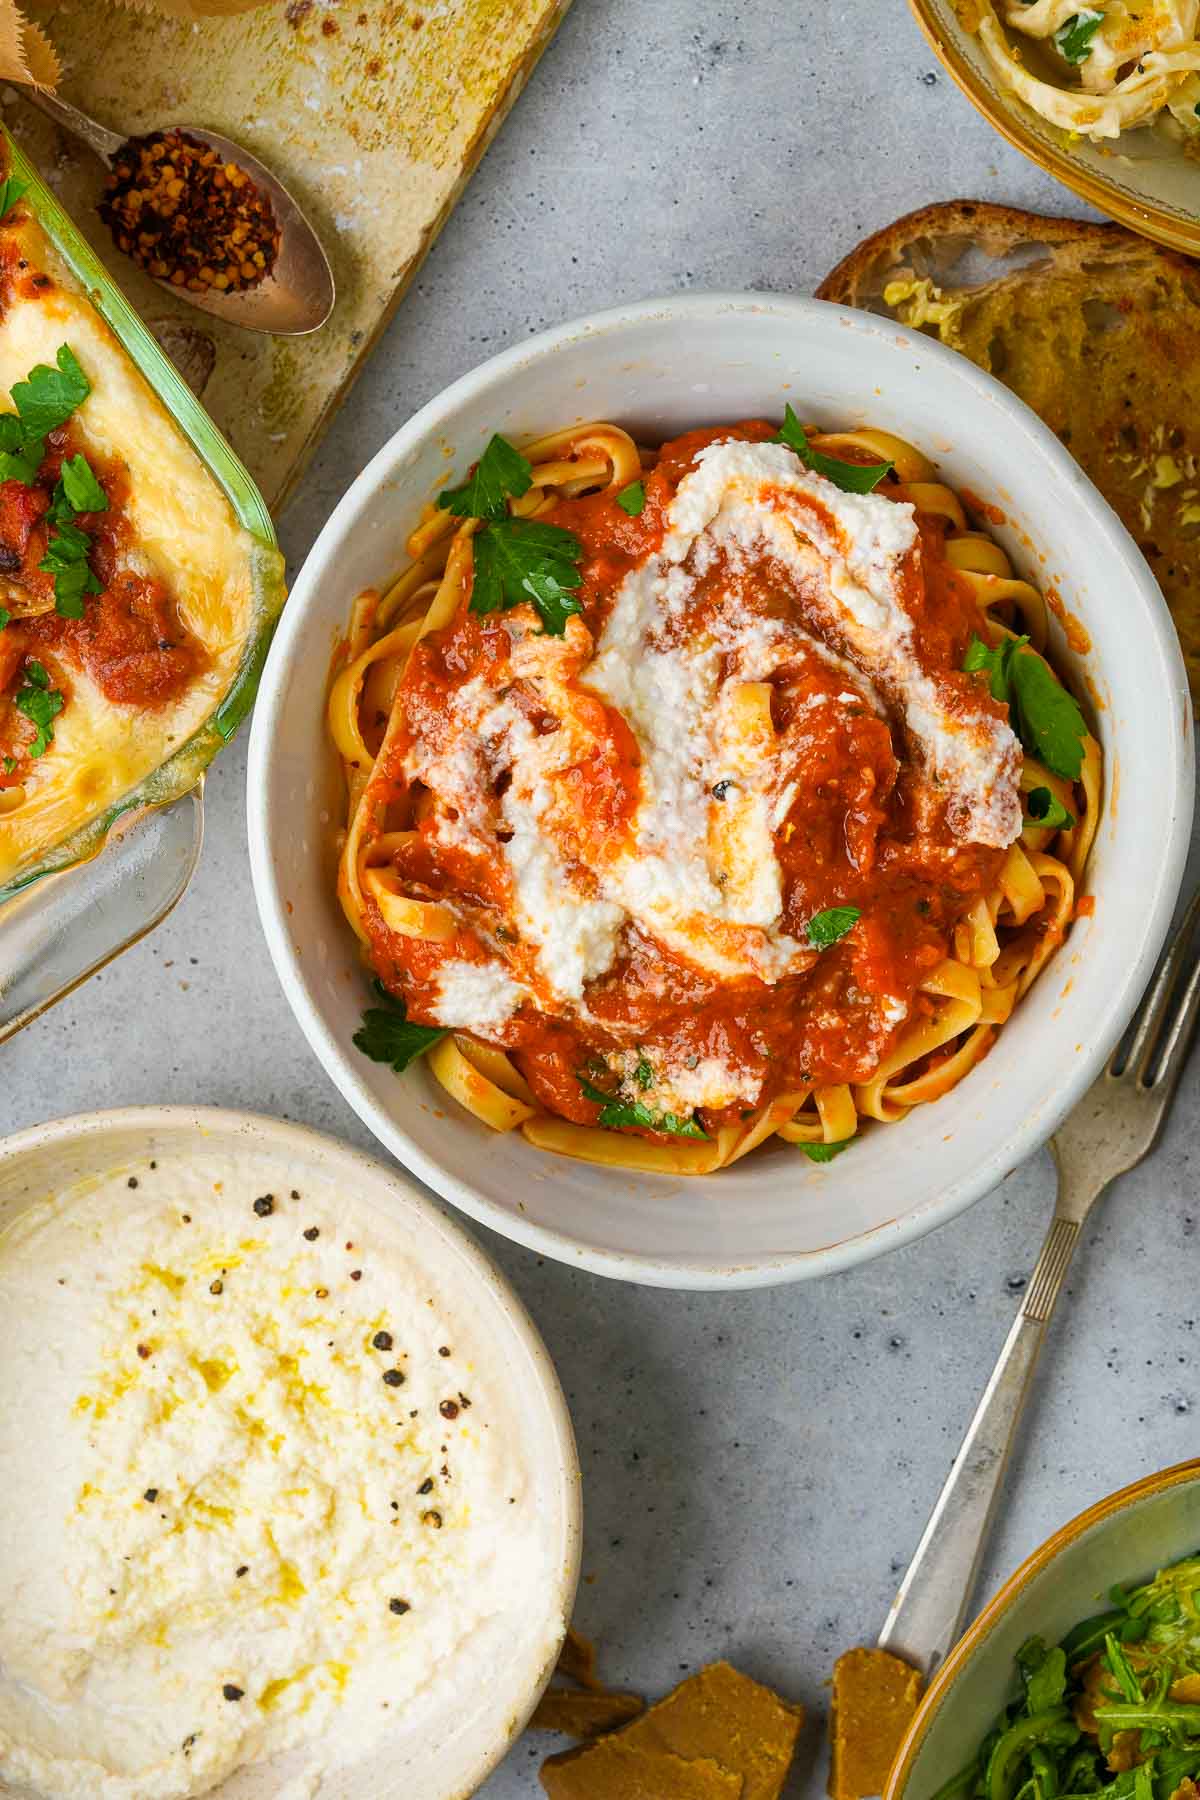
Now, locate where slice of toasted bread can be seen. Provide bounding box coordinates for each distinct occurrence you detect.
[817,199,1200,696]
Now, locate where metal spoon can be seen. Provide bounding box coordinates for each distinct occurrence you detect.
[24,90,335,336]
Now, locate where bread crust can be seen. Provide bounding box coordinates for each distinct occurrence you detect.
[816,198,1180,307]
[815,199,1200,700]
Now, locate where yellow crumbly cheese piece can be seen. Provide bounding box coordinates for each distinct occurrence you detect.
[541,1661,803,1800]
[828,1648,923,1800]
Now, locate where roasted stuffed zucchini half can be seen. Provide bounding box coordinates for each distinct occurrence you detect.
[0,131,284,903]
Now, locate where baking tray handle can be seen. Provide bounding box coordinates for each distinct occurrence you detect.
[0,787,204,1045]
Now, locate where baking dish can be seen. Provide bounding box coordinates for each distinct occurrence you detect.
[0,129,285,1041]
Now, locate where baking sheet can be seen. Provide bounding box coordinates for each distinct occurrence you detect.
[3,0,571,511]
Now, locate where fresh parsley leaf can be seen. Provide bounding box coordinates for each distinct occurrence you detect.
[39,519,102,620]
[1,755,15,774]
[807,905,861,948]
[1054,9,1104,63]
[773,403,893,494]
[616,479,646,516]
[14,658,63,756]
[1024,786,1076,831]
[471,517,584,636]
[1009,652,1087,782]
[10,345,90,442]
[0,173,29,221]
[0,412,43,486]
[58,453,108,515]
[634,1054,654,1090]
[0,606,9,632]
[438,433,533,521]
[352,982,446,1073]
[800,1139,853,1163]
[962,631,1029,702]
[578,1075,707,1138]
[963,634,1086,781]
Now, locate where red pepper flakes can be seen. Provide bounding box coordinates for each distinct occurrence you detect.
[98,130,280,296]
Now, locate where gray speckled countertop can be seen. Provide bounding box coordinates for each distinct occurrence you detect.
[6,3,1200,1794]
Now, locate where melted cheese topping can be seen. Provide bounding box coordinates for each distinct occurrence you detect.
[0,212,260,888]
[400,439,1021,1109]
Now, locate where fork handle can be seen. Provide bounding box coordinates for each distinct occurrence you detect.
[877,1213,1081,1677]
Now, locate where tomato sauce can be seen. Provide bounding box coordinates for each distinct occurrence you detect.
[361,424,1011,1135]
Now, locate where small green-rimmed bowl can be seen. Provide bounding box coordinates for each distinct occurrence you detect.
[887,1460,1200,1800]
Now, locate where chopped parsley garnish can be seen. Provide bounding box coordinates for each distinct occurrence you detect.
[616,479,646,516]
[434,432,587,637]
[39,519,102,620]
[0,605,9,633]
[352,981,446,1072]
[471,517,584,636]
[0,346,101,618]
[14,658,63,757]
[2,755,15,774]
[58,453,108,517]
[963,632,1087,781]
[1024,786,1076,831]
[807,905,861,948]
[773,403,893,494]
[1054,9,1104,63]
[437,433,533,522]
[10,344,90,444]
[800,1139,853,1163]
[634,1054,654,1090]
[578,1075,707,1138]
[0,172,29,223]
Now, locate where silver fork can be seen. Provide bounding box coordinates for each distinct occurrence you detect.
[877,885,1200,1680]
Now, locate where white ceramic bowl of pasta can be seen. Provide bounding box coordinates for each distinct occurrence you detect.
[247,294,1193,1290]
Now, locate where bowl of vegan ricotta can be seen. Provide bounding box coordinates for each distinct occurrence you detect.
[0,1106,580,1800]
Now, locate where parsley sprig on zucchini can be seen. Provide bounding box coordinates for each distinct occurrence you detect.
[933,1557,1200,1800]
[0,343,106,624]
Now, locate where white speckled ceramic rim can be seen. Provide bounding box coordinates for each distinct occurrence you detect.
[246,291,1193,1290]
[0,1104,583,1800]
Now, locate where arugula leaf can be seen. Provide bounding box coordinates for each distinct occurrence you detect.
[10,344,90,443]
[1024,786,1076,832]
[616,479,646,516]
[1054,9,1104,63]
[800,1139,853,1163]
[807,905,861,948]
[39,519,102,620]
[773,403,893,494]
[58,453,108,516]
[1102,1632,1143,1706]
[578,1075,707,1138]
[14,658,63,756]
[471,517,584,636]
[1018,1639,1068,1714]
[353,982,446,1073]
[437,433,533,521]
[963,634,1086,781]
[0,173,29,221]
